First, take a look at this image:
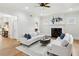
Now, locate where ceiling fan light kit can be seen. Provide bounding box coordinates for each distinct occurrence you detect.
[39,3,50,8]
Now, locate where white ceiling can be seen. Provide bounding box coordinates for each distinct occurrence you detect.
[0,3,79,16]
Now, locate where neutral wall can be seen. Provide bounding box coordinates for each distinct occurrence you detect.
[6,11,79,39]
[39,11,79,39]
[11,12,40,39]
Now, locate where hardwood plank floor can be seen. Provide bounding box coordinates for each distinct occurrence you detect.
[0,37,79,56]
[0,37,27,56]
[73,40,79,56]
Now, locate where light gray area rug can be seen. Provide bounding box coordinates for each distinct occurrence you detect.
[16,41,48,56]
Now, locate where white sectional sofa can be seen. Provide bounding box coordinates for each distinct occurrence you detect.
[17,32,45,46]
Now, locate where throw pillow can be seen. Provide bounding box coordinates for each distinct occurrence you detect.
[60,33,65,39]
[24,33,28,38]
[27,34,31,39]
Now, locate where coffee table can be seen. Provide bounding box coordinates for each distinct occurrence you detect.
[40,39,50,46]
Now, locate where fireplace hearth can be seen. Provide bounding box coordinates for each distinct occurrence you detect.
[51,28,62,38]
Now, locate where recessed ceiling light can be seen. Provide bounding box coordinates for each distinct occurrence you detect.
[69,8,73,11]
[25,6,29,10]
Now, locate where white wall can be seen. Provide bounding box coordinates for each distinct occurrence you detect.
[39,11,79,39]
[11,12,40,39]
[0,12,39,39]
[6,10,79,40]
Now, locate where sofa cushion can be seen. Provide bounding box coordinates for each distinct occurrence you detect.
[30,32,38,37]
[63,33,70,42]
[61,40,69,47]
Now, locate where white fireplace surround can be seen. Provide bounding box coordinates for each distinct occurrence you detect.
[49,24,65,33]
[39,23,65,37]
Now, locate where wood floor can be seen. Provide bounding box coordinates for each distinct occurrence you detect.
[0,37,79,56]
[73,40,79,56]
[0,37,27,56]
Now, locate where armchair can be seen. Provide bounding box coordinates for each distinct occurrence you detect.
[47,33,73,56]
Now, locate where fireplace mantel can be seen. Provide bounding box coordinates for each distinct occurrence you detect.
[49,24,65,28]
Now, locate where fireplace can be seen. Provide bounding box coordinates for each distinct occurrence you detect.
[51,28,62,38]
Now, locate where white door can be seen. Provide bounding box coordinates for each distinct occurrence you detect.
[9,16,18,39]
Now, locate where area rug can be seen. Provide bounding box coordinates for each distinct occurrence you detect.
[16,41,48,56]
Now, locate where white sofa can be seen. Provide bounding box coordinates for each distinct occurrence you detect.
[47,33,73,56]
[18,32,45,46]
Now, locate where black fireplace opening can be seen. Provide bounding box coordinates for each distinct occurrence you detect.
[51,28,62,38]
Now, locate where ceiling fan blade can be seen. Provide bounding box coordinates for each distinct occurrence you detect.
[44,3,49,5]
[45,6,50,8]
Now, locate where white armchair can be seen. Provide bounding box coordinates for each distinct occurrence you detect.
[47,33,73,56]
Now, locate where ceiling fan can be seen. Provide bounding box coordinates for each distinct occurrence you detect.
[38,3,50,8]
